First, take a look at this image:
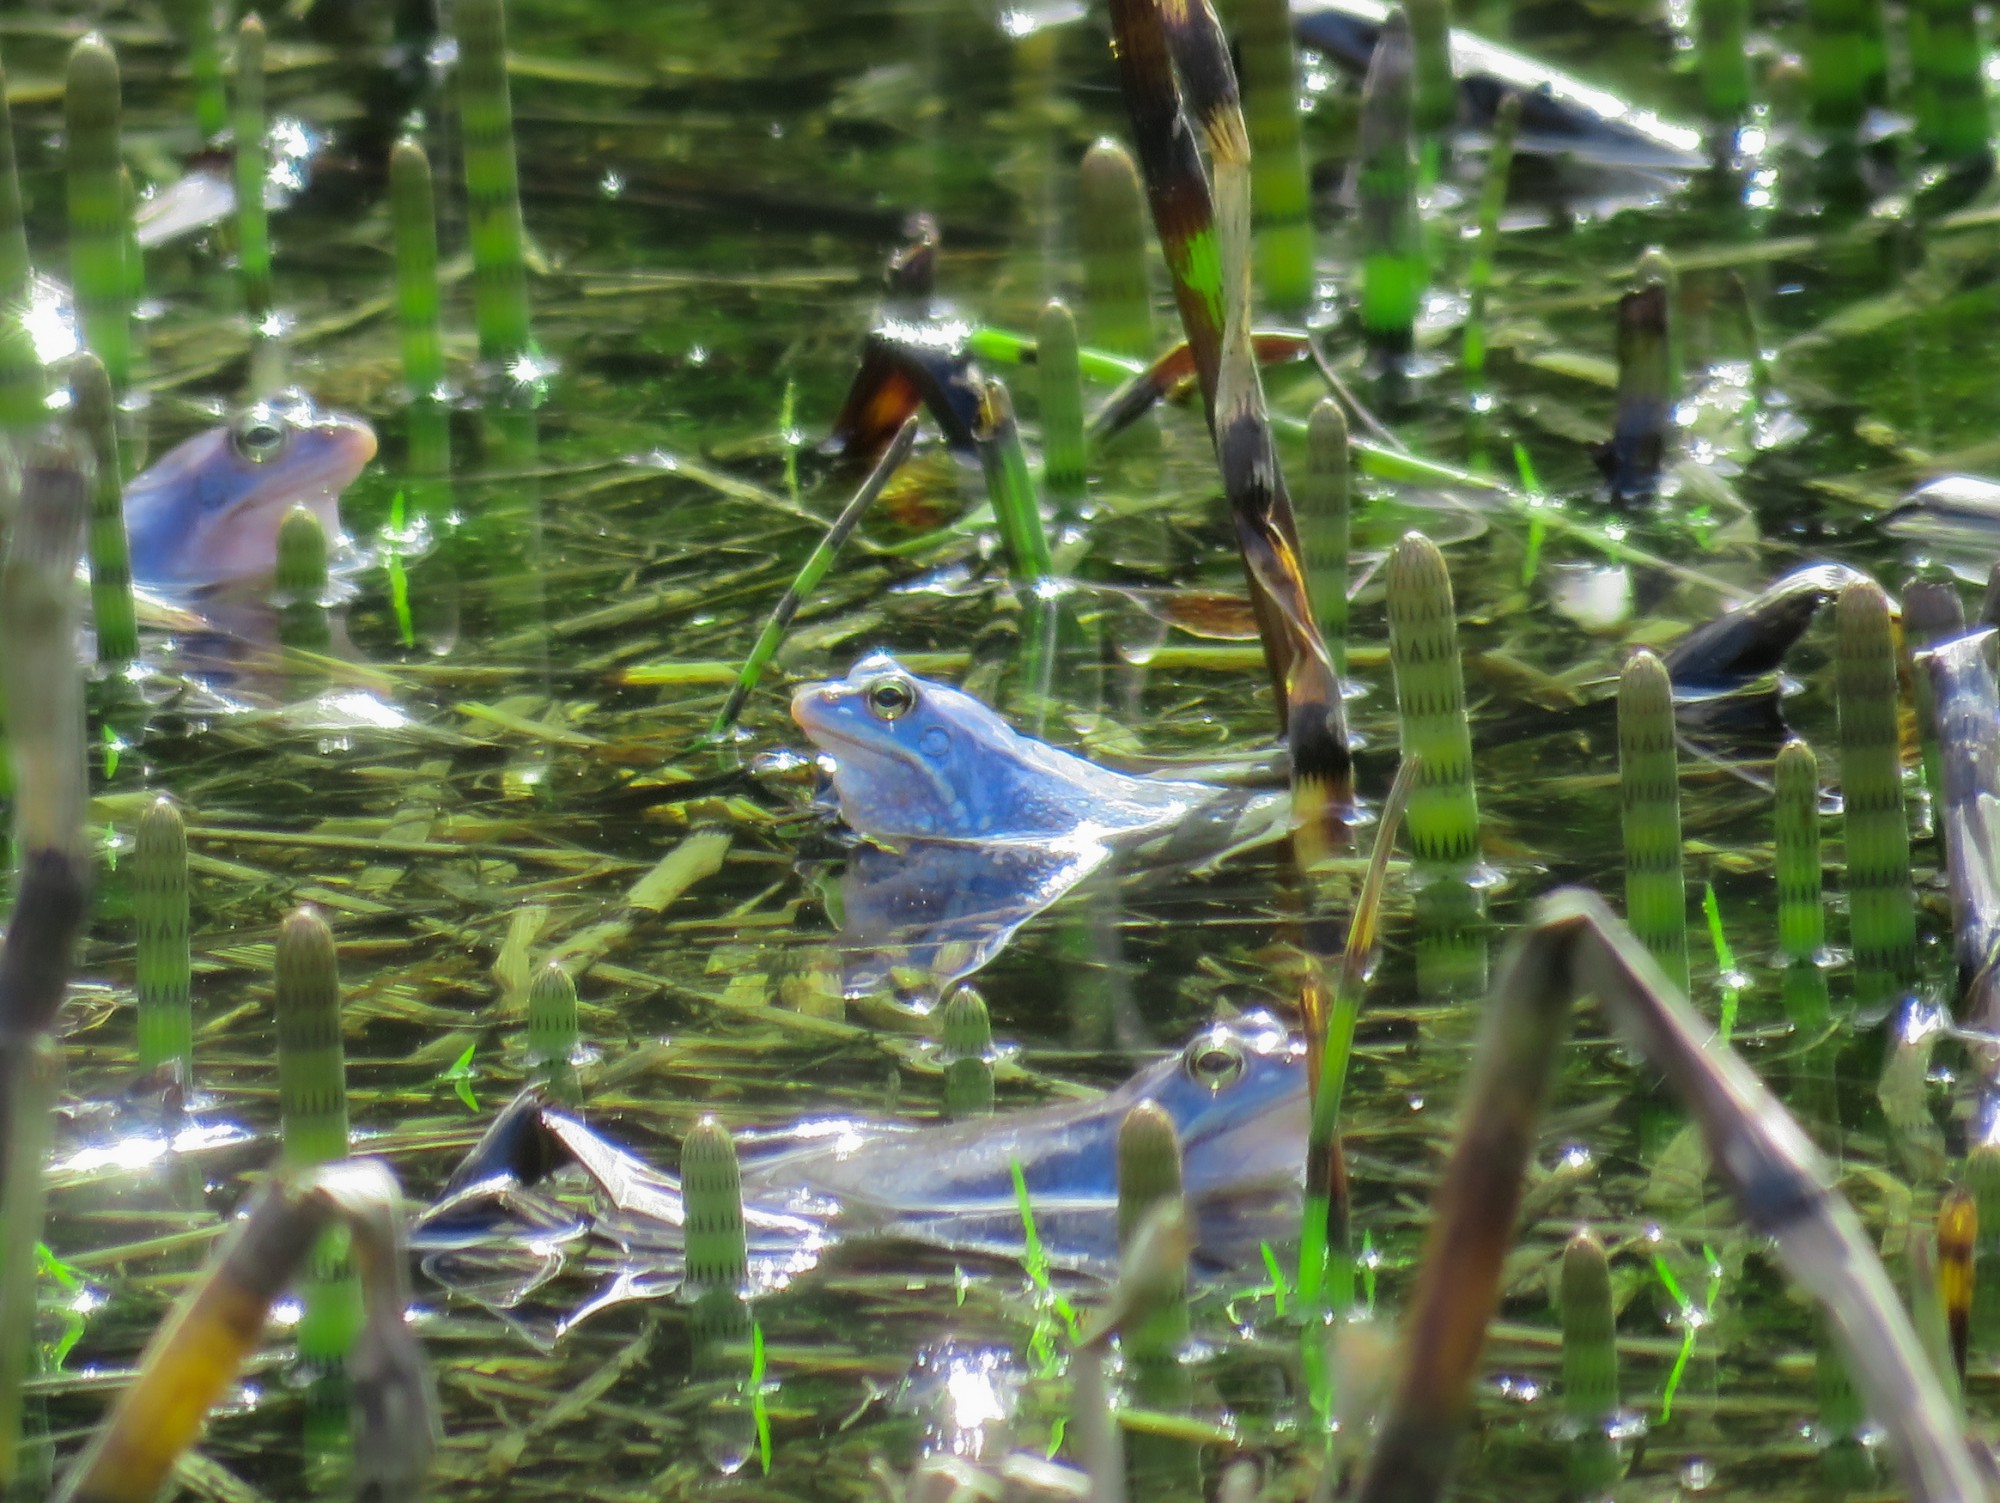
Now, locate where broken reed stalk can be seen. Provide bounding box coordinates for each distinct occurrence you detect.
[940,984,994,1120]
[0,442,94,1493]
[134,798,192,1089]
[1076,140,1156,361]
[526,959,581,1105]
[1618,649,1689,991]
[1805,0,1889,132]
[1695,0,1753,121]
[1461,92,1519,380]
[1037,300,1086,519]
[1357,10,1422,359]
[1232,0,1313,316]
[1298,754,1415,1312]
[455,0,533,367]
[1298,398,1349,675]
[1352,888,1985,1503]
[69,353,137,668]
[233,15,271,326]
[711,418,918,738]
[389,138,451,482]
[51,1162,437,1503]
[1385,532,1478,868]
[1836,578,1915,1011]
[1106,0,1352,856]
[67,37,131,394]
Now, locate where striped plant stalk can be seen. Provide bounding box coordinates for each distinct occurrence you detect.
[276,504,332,659]
[1115,1100,1192,1470]
[1902,577,1963,810]
[1805,0,1889,132]
[68,353,137,667]
[0,56,28,317]
[940,984,994,1120]
[389,139,451,482]
[454,0,533,367]
[233,15,271,325]
[1835,578,1914,1009]
[1404,0,1456,157]
[1385,532,1478,868]
[1909,0,1992,163]
[66,37,131,393]
[134,799,191,1090]
[1298,398,1349,675]
[972,376,1053,582]
[169,0,229,140]
[1357,10,1423,357]
[526,960,580,1103]
[1775,738,1826,965]
[1462,91,1519,380]
[119,167,144,316]
[1695,0,1753,121]
[1232,0,1314,315]
[1618,649,1689,991]
[1077,140,1156,361]
[682,1116,754,1471]
[1561,1228,1620,1492]
[1037,300,1086,520]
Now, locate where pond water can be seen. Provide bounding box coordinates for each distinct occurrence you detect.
[8,0,1997,1498]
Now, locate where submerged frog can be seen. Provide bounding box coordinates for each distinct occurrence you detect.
[122,392,376,591]
[790,651,1218,843]
[414,1012,1308,1341]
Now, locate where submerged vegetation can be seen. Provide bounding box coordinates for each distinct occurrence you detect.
[10,0,2000,1499]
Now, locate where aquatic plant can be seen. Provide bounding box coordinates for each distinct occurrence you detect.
[1836,578,1915,1009]
[233,15,271,328]
[1036,300,1085,518]
[1076,140,1155,362]
[66,37,131,394]
[1618,649,1689,991]
[133,798,191,1089]
[68,353,136,668]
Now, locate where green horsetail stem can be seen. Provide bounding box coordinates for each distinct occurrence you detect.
[1903,577,1963,810]
[1695,0,1753,120]
[455,0,532,366]
[1299,399,1349,675]
[119,168,144,316]
[1606,280,1671,504]
[134,798,191,1089]
[1117,1098,1183,1253]
[1619,650,1689,992]
[1462,91,1519,380]
[940,984,994,1120]
[69,353,137,667]
[233,15,271,326]
[169,0,228,140]
[275,504,332,658]
[1404,0,1456,151]
[0,56,27,312]
[0,1040,58,1493]
[66,37,131,393]
[1911,0,1991,161]
[1357,10,1423,357]
[683,1117,748,1297]
[1938,1185,1975,1389]
[1635,246,1681,412]
[1560,1227,1621,1492]
[1077,140,1156,361]
[389,139,450,475]
[1036,301,1085,519]
[1115,1100,1191,1436]
[1775,739,1826,965]
[1971,1142,2000,1356]
[972,377,1053,582]
[0,308,40,439]
[526,959,580,1103]
[1806,0,1889,131]
[1232,0,1314,315]
[0,58,39,441]
[1385,532,1478,868]
[1835,578,1915,1008]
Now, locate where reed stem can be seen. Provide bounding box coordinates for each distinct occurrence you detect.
[1385,532,1478,868]
[1037,300,1086,520]
[134,798,191,1090]
[233,15,271,326]
[66,37,131,394]
[69,353,137,667]
[1835,578,1914,1009]
[1619,649,1689,991]
[1077,140,1156,362]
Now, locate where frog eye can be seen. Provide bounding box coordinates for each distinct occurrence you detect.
[865,675,918,721]
[1184,1033,1245,1090]
[231,411,291,464]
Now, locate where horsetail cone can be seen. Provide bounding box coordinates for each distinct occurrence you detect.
[1233,0,1314,315]
[1077,140,1155,361]
[276,906,349,1168]
[1385,532,1478,868]
[940,984,994,1121]
[1299,399,1350,676]
[233,14,271,324]
[70,352,138,668]
[1774,739,1826,965]
[134,797,192,1087]
[1835,577,1915,1006]
[1116,1099,1183,1253]
[1037,300,1086,517]
[455,0,533,366]
[1618,649,1689,992]
[526,959,579,1069]
[66,37,131,393]
[682,1116,748,1296]
[1356,9,1422,354]
[1560,1228,1619,1426]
